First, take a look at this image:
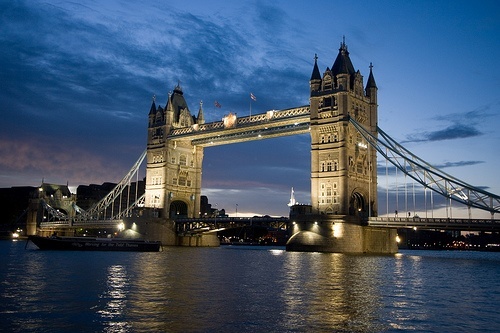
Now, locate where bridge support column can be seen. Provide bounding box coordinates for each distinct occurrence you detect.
[26,197,40,236]
[286,215,397,254]
[176,232,220,247]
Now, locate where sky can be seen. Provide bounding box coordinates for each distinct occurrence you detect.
[1,0,499,218]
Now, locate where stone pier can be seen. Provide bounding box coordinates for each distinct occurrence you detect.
[286,214,397,254]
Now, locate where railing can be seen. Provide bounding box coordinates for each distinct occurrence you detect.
[169,106,310,137]
[368,217,500,231]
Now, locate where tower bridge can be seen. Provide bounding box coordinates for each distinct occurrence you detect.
[29,40,500,253]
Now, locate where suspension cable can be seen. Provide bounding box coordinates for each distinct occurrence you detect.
[348,116,500,215]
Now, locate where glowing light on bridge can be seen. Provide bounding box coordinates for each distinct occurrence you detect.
[223,113,237,128]
[357,142,368,149]
[333,223,343,238]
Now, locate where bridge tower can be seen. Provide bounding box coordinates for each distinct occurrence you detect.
[26,183,76,235]
[287,40,397,253]
[145,84,205,219]
[310,40,378,217]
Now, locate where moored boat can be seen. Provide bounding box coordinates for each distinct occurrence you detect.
[27,235,161,252]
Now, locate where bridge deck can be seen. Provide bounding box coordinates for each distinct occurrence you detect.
[368,217,500,231]
[39,216,500,232]
[168,106,311,146]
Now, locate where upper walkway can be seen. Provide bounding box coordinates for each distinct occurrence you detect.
[168,106,310,146]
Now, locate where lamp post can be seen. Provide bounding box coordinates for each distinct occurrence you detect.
[236,204,238,218]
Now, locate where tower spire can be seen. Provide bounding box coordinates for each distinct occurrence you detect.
[287,187,296,207]
[310,53,322,93]
[197,100,205,124]
[366,62,378,100]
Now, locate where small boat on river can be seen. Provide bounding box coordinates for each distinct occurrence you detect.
[27,235,162,252]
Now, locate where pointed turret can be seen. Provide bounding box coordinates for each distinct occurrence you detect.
[366,62,377,90]
[170,83,189,124]
[365,63,378,104]
[197,100,205,124]
[148,95,157,128]
[310,54,322,93]
[164,90,173,131]
[331,38,355,76]
[331,38,355,91]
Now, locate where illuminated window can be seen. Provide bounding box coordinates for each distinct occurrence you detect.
[152,176,162,185]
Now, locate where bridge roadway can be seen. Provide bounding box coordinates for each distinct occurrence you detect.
[368,217,500,231]
[176,216,500,233]
[40,219,124,230]
[38,216,500,233]
[175,216,288,233]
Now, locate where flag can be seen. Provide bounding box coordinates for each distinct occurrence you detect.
[250,93,256,101]
[214,100,221,108]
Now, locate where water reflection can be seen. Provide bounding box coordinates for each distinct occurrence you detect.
[282,253,387,332]
[98,265,130,332]
[387,253,426,330]
[3,241,500,333]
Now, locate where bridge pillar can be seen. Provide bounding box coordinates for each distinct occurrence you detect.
[26,196,40,236]
[145,86,205,220]
[287,41,395,253]
[286,213,397,253]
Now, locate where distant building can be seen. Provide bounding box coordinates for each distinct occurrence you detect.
[0,186,36,228]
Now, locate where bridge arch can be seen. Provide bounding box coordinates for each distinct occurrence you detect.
[349,190,366,216]
[169,200,188,219]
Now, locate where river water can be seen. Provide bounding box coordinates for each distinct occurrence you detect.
[1,240,499,333]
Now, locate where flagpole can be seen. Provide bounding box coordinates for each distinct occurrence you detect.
[249,92,256,118]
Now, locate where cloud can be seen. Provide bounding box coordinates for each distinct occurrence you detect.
[377,159,484,175]
[432,160,484,169]
[403,124,482,143]
[401,103,500,143]
[0,1,310,189]
[0,136,139,187]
